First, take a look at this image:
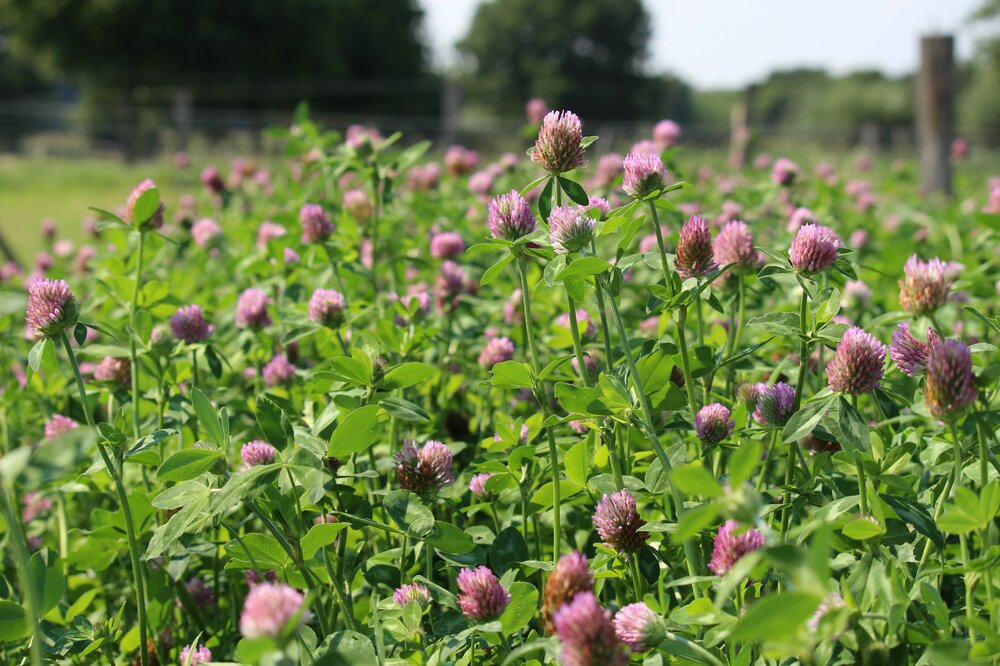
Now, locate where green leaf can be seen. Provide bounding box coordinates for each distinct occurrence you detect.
[327,356,372,386]
[746,312,801,337]
[224,533,290,570]
[377,396,430,423]
[727,440,762,485]
[842,517,885,540]
[315,630,378,666]
[424,522,475,554]
[557,176,589,205]
[490,526,528,574]
[383,490,435,537]
[328,405,382,457]
[554,256,612,282]
[837,396,869,456]
[564,440,589,486]
[554,383,613,416]
[729,592,821,641]
[132,187,160,225]
[499,581,538,634]
[671,503,721,544]
[782,395,836,443]
[0,601,28,641]
[28,549,64,613]
[962,305,1000,335]
[157,449,222,482]
[380,362,437,390]
[256,395,293,450]
[481,254,515,286]
[73,322,88,346]
[300,522,349,560]
[538,177,554,222]
[28,337,56,374]
[490,361,535,389]
[670,464,722,498]
[191,388,224,446]
[880,494,945,550]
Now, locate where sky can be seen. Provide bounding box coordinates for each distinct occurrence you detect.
[420,0,985,90]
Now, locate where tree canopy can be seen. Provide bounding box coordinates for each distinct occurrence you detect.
[457,0,689,121]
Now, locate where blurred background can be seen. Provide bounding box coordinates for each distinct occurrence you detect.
[0,0,998,252]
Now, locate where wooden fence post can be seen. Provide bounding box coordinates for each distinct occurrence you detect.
[917,35,954,196]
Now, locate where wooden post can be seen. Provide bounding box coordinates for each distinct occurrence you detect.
[917,35,954,195]
[172,89,193,152]
[441,80,460,147]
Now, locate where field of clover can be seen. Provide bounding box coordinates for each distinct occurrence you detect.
[1,104,999,666]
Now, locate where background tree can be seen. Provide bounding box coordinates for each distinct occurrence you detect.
[457,0,690,121]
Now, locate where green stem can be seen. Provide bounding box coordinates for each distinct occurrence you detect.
[60,330,149,666]
[960,533,976,644]
[0,481,43,666]
[648,202,672,293]
[130,232,146,439]
[590,240,616,371]
[190,350,200,443]
[854,395,869,516]
[515,253,560,565]
[565,289,593,387]
[695,281,705,347]
[976,420,989,489]
[779,438,798,536]
[603,281,703,591]
[792,288,810,411]
[676,305,699,416]
[951,423,964,497]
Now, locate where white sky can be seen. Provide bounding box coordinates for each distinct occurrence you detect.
[420,0,985,89]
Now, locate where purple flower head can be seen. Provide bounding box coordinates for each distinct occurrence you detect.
[771,158,799,186]
[430,232,465,259]
[695,403,735,444]
[713,221,757,273]
[614,602,665,652]
[395,439,454,494]
[456,566,510,621]
[787,207,818,233]
[479,336,515,368]
[708,520,765,575]
[737,382,768,408]
[241,440,277,469]
[256,221,287,249]
[94,356,130,384]
[826,327,885,395]
[235,288,271,329]
[262,354,296,387]
[244,569,279,588]
[468,170,494,196]
[469,472,494,498]
[890,322,938,377]
[676,216,717,279]
[170,305,213,343]
[444,145,479,176]
[434,260,471,310]
[581,196,612,220]
[531,110,586,173]
[393,583,431,608]
[239,583,310,638]
[342,189,372,222]
[299,203,333,244]
[542,551,594,633]
[925,339,978,420]
[526,97,548,123]
[180,644,212,665]
[26,278,79,337]
[572,352,598,376]
[843,281,871,307]
[753,382,796,426]
[391,289,431,325]
[596,153,624,186]
[622,152,666,199]
[554,592,629,666]
[488,190,536,241]
[284,247,300,266]
[653,119,681,149]
[22,492,52,523]
[201,166,225,194]
[593,489,648,553]
[789,224,841,273]
[308,288,346,328]
[126,179,165,229]
[191,218,222,248]
[45,414,78,439]
[559,309,597,340]
[898,256,951,315]
[183,577,215,607]
[549,206,596,255]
